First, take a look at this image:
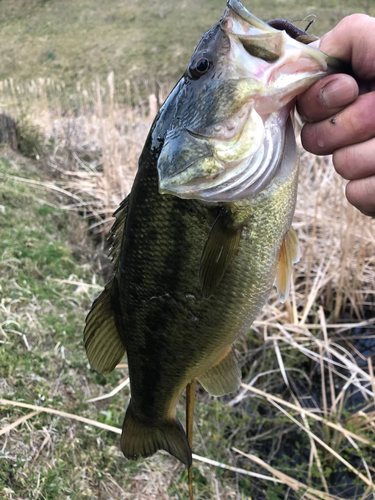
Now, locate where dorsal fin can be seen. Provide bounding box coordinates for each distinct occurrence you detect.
[199,210,242,299]
[108,195,129,274]
[84,196,130,375]
[276,227,300,303]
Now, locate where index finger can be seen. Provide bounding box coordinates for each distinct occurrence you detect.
[297,13,375,123]
[319,14,375,80]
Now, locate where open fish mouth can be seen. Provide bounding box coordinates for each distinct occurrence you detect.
[157,0,346,203]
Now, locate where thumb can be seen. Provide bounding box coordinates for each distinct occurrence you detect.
[297,74,358,123]
[319,14,375,80]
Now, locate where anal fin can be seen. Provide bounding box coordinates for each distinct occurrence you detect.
[84,276,126,375]
[276,227,300,304]
[198,346,241,396]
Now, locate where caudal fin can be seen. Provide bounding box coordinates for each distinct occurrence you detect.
[121,400,192,467]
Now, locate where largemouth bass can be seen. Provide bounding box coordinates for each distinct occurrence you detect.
[85,0,346,468]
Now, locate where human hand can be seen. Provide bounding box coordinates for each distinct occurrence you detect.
[297,14,375,217]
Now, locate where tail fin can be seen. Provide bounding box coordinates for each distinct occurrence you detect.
[121,400,192,467]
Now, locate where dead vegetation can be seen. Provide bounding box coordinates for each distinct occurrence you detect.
[1,75,375,499]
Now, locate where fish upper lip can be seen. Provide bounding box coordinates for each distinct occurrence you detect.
[161,152,213,181]
[185,128,207,141]
[185,100,254,142]
[224,0,275,33]
[226,0,251,24]
[186,125,242,144]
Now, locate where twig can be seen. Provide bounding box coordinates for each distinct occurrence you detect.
[0,410,41,436]
[233,448,343,500]
[50,278,102,289]
[240,383,373,446]
[0,398,282,483]
[0,399,122,434]
[86,378,130,403]
[269,399,375,489]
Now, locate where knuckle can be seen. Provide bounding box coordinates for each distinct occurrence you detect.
[345,181,359,208]
[297,85,321,122]
[301,123,318,152]
[341,13,371,31]
[346,178,375,216]
[346,108,364,137]
[340,15,375,78]
[333,148,351,179]
[363,58,375,80]
[363,176,375,199]
[345,94,375,139]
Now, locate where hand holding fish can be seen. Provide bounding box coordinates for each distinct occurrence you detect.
[298,14,375,217]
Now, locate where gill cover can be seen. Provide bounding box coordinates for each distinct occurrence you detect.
[156,0,346,203]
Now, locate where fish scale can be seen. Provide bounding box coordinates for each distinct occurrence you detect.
[84,0,348,478]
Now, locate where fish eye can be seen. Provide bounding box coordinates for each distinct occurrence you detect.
[189,56,211,79]
[196,58,210,73]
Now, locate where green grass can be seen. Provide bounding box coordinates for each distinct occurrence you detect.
[0,151,130,498]
[0,0,373,87]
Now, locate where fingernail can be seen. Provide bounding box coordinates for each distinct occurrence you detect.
[320,77,358,109]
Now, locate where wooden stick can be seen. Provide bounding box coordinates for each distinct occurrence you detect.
[0,410,41,436]
[186,379,197,500]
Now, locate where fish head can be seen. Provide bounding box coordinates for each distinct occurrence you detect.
[156,0,343,202]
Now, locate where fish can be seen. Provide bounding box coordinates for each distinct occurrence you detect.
[84,0,347,470]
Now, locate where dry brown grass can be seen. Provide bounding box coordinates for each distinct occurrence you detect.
[1,74,375,498]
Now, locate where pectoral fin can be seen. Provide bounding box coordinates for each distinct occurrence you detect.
[198,346,241,396]
[276,227,300,303]
[84,276,126,375]
[199,211,242,299]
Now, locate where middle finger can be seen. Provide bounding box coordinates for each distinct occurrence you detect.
[333,136,375,180]
[301,92,375,155]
